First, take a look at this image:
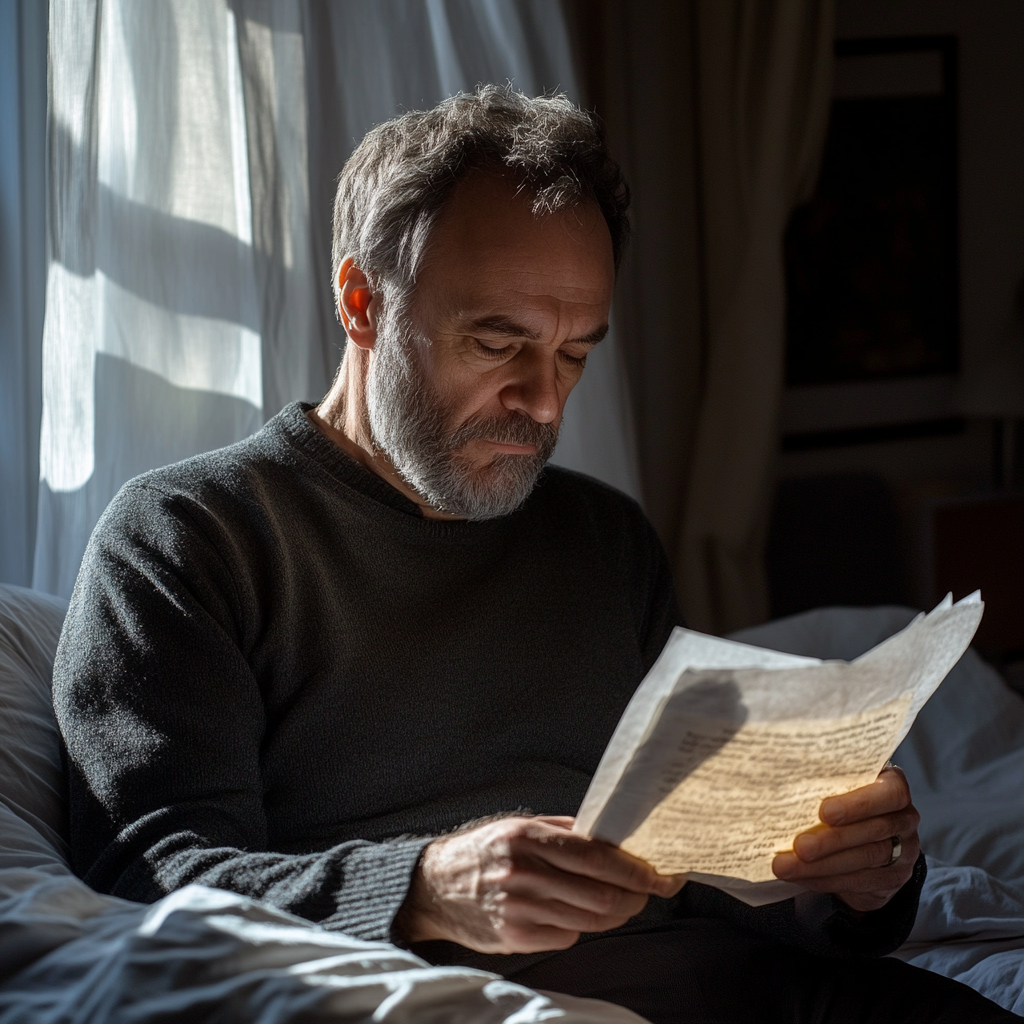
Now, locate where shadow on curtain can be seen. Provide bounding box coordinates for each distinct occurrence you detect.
[38,1,271,596]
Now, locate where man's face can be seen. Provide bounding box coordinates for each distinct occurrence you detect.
[366,172,616,519]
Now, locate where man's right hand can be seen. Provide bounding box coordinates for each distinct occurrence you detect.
[395,815,686,954]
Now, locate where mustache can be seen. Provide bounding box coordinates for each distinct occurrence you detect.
[448,413,558,457]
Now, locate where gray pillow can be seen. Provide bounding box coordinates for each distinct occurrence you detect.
[0,584,70,867]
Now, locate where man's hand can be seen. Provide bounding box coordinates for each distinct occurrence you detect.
[396,815,686,954]
[771,765,921,913]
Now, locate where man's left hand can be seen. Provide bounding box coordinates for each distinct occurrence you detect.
[771,765,920,913]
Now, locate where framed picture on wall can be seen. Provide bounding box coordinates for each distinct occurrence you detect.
[782,37,960,447]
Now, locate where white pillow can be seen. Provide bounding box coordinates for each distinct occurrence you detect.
[0,584,70,867]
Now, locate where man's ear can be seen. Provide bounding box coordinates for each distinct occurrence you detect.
[337,257,378,350]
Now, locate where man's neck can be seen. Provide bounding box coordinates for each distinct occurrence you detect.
[309,358,464,521]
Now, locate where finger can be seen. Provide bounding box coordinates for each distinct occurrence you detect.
[534,816,576,830]
[483,917,582,954]
[524,827,683,897]
[793,809,919,861]
[523,819,686,895]
[499,891,646,935]
[774,834,919,882]
[540,841,682,897]
[501,857,651,920]
[820,767,911,826]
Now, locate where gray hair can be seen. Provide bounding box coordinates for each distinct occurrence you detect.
[331,84,629,316]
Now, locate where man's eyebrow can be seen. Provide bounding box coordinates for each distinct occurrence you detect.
[574,324,609,346]
[466,316,541,340]
[466,316,609,346]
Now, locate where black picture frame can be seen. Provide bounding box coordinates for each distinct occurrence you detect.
[785,36,959,387]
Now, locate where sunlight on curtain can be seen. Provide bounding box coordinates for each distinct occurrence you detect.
[234,0,328,418]
[38,0,269,596]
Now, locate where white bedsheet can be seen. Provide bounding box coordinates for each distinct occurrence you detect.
[735,607,1024,1015]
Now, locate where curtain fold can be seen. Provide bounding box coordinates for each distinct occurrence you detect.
[570,0,833,635]
[36,0,643,597]
[0,0,47,587]
[677,0,834,633]
[567,0,706,556]
[233,0,331,416]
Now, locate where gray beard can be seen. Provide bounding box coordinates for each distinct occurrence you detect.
[365,312,558,520]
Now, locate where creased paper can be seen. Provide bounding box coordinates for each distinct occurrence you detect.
[575,594,983,905]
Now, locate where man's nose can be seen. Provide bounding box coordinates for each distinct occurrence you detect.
[499,349,561,424]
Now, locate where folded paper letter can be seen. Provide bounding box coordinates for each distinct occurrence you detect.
[574,594,983,906]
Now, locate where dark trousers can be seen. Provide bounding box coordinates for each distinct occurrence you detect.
[503,919,1020,1024]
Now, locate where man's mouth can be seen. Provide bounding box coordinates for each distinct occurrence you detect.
[483,440,539,455]
[447,413,558,463]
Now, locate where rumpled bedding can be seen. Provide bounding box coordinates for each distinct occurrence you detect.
[0,831,640,1022]
[735,607,1024,1016]
[0,802,641,1024]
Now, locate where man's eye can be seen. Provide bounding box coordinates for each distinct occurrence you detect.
[559,350,588,368]
[473,339,515,360]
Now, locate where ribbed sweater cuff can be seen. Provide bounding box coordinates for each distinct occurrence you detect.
[826,851,928,958]
[321,836,433,942]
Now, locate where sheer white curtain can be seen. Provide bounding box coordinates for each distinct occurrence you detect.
[39,1,273,596]
[36,0,641,598]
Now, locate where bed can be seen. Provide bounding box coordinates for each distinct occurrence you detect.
[2,584,1023,1020]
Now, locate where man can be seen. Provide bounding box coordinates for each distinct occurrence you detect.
[55,87,1017,1022]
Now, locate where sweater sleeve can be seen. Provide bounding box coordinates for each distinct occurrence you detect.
[53,480,430,942]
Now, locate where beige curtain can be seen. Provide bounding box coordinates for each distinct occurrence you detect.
[678,0,834,633]
[570,0,833,635]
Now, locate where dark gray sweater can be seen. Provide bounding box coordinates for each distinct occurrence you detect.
[54,401,923,968]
